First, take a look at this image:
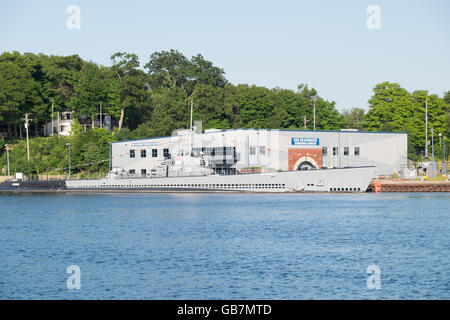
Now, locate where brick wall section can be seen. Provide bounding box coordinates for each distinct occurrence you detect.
[288,148,323,171]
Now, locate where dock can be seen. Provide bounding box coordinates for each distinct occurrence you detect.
[368,180,450,192]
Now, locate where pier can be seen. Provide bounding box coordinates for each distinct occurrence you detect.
[368,180,450,192]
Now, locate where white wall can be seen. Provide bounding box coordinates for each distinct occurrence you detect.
[279,130,407,175]
[112,129,407,176]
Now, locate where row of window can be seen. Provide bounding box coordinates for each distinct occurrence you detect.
[249,146,266,155]
[128,169,147,176]
[192,147,236,156]
[130,148,169,158]
[249,146,359,157]
[129,146,360,158]
[73,183,287,189]
[330,187,361,192]
[70,184,361,192]
[323,147,360,156]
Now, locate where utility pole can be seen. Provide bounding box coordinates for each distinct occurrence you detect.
[100,102,103,129]
[246,135,250,173]
[4,144,10,178]
[51,99,54,136]
[312,98,316,131]
[425,99,428,159]
[57,111,60,138]
[431,127,435,181]
[66,142,71,180]
[443,137,447,176]
[22,113,32,162]
[189,99,193,156]
[108,141,112,173]
[338,131,341,168]
[302,115,309,130]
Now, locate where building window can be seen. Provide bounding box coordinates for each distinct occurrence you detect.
[344,147,349,156]
[163,148,169,157]
[322,147,328,156]
[130,150,135,158]
[259,146,265,155]
[354,147,360,156]
[129,169,135,175]
[152,149,158,158]
[141,169,147,176]
[333,147,338,156]
[141,149,146,158]
[250,146,256,155]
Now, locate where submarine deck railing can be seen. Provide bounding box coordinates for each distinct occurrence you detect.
[63,165,375,181]
[1,166,376,183]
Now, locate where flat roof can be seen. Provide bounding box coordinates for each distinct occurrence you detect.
[112,128,407,144]
[239,128,408,134]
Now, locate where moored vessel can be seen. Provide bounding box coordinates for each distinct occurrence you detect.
[65,165,376,193]
[0,164,375,193]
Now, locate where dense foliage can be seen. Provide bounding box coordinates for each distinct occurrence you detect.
[0,50,449,175]
[362,83,449,159]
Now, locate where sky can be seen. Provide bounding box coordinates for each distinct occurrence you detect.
[0,0,449,110]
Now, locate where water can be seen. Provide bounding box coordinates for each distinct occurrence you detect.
[0,192,449,299]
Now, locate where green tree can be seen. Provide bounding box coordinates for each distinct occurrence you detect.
[362,82,448,159]
[295,84,343,130]
[145,50,192,91]
[68,63,115,127]
[222,85,243,128]
[70,128,112,173]
[0,58,39,138]
[186,54,227,94]
[35,53,83,131]
[191,84,229,129]
[145,50,227,97]
[236,85,274,128]
[149,87,189,137]
[362,82,413,131]
[271,88,300,129]
[110,52,150,131]
[341,108,365,130]
[442,91,450,138]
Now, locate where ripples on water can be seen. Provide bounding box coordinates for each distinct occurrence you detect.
[0,192,449,299]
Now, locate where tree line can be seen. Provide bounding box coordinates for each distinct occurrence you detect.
[0,50,449,176]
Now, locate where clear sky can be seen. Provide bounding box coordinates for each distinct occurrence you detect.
[0,0,449,110]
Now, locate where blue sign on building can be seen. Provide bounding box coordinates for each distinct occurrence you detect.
[291,137,319,146]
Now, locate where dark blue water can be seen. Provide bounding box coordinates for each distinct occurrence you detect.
[0,192,449,299]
